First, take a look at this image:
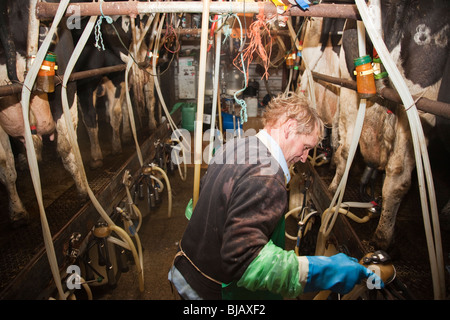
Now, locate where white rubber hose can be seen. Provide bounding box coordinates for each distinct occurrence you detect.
[355,0,444,300]
[20,0,70,300]
[60,7,144,292]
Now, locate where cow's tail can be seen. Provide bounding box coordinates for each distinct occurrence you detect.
[0,0,19,82]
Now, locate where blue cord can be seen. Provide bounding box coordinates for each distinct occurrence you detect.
[231,13,248,124]
[94,0,113,51]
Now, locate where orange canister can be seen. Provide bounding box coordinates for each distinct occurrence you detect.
[286,51,295,69]
[354,55,376,98]
[36,52,57,93]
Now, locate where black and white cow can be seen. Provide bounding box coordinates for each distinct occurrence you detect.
[73,13,157,169]
[298,0,449,250]
[0,0,87,226]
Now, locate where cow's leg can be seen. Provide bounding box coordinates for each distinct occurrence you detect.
[105,79,125,155]
[0,125,29,226]
[144,71,157,131]
[328,87,358,193]
[118,73,131,143]
[121,96,132,143]
[56,96,88,200]
[371,111,415,250]
[79,86,103,169]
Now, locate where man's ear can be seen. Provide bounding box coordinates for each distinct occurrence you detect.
[284,118,297,138]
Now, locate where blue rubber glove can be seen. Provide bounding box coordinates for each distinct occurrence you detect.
[303,253,384,294]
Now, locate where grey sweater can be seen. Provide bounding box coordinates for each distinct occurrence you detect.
[174,136,287,299]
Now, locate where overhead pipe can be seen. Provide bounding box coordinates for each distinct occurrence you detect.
[297,67,450,119]
[2,62,449,119]
[36,2,360,20]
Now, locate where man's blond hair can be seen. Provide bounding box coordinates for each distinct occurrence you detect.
[262,92,324,141]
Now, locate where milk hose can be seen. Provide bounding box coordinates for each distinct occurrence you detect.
[208,10,224,164]
[56,276,92,300]
[356,0,444,300]
[170,140,187,181]
[60,4,144,293]
[150,14,189,181]
[150,175,164,193]
[108,225,144,291]
[123,170,143,232]
[285,68,293,94]
[79,277,93,300]
[116,207,144,286]
[20,0,70,300]
[193,0,212,207]
[150,164,172,218]
[285,206,317,255]
[308,146,329,167]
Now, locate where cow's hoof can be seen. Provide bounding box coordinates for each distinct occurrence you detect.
[370,232,393,252]
[148,122,157,132]
[11,213,30,229]
[112,146,122,155]
[90,159,103,169]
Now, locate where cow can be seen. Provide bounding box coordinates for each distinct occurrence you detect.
[298,0,449,251]
[0,0,87,227]
[73,13,157,169]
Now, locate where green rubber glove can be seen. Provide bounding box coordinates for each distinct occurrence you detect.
[236,240,303,299]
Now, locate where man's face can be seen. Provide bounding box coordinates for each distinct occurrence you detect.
[284,129,319,165]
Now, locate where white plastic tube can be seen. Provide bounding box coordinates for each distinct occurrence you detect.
[208,14,223,164]
[20,0,71,300]
[150,14,189,180]
[151,164,172,218]
[315,99,366,255]
[150,175,164,192]
[170,140,187,181]
[109,225,144,292]
[355,0,444,300]
[193,0,212,207]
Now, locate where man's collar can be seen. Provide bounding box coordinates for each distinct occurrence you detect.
[256,129,291,185]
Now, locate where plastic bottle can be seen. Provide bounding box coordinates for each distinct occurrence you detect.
[373,57,389,91]
[36,52,57,93]
[286,51,295,69]
[354,55,376,98]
